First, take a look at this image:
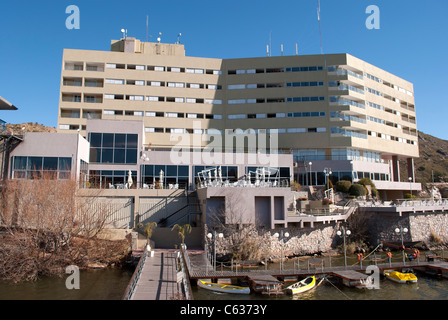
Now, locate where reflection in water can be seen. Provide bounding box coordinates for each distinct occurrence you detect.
[0,268,134,300]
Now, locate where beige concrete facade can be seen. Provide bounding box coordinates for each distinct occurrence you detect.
[57,37,420,194]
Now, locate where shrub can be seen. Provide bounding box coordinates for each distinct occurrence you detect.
[349,183,367,197]
[335,180,352,193]
[358,177,379,198]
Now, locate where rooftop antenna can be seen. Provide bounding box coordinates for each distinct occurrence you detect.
[281,44,283,56]
[121,28,127,39]
[157,32,162,43]
[269,31,272,57]
[146,15,149,42]
[266,45,269,57]
[295,42,298,55]
[317,0,323,55]
[177,33,182,44]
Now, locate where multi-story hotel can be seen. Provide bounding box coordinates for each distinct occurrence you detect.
[55,36,420,199]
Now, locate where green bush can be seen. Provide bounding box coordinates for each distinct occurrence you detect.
[358,177,379,198]
[335,180,352,193]
[349,183,367,197]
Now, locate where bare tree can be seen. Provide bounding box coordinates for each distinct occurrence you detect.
[0,177,130,282]
[206,191,268,262]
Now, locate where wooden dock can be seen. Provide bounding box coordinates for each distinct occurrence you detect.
[130,250,181,300]
[181,248,448,288]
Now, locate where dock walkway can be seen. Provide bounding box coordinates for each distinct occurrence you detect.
[182,247,448,287]
[130,250,181,300]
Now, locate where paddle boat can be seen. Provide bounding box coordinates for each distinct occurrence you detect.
[384,271,418,284]
[285,276,316,295]
[198,280,251,294]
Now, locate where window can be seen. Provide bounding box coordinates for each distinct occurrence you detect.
[228,84,245,90]
[148,66,165,72]
[142,165,189,189]
[105,79,125,85]
[12,156,72,180]
[168,82,185,88]
[228,114,246,120]
[228,99,246,104]
[89,133,138,164]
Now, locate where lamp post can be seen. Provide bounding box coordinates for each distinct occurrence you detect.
[309,162,313,186]
[324,168,332,190]
[395,226,408,264]
[207,231,223,270]
[337,227,351,268]
[408,177,413,198]
[274,230,290,271]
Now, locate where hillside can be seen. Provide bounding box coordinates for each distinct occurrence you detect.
[5,122,57,134]
[412,131,448,184]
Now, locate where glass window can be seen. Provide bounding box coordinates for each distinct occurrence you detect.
[127,134,138,148]
[59,157,73,171]
[126,149,137,164]
[102,133,114,148]
[90,148,101,163]
[13,156,27,170]
[101,149,113,163]
[114,149,126,164]
[115,134,126,148]
[178,166,189,177]
[28,157,43,170]
[43,157,58,171]
[166,165,177,177]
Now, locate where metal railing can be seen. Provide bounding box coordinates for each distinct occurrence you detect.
[179,244,194,300]
[122,244,148,300]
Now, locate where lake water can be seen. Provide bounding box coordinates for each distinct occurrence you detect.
[0,268,134,300]
[1,251,448,301]
[193,250,448,301]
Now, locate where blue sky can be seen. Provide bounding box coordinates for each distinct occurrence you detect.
[1,0,447,139]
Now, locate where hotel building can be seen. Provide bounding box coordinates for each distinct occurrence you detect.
[52,36,419,199]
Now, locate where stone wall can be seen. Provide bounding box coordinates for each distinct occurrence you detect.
[358,209,448,247]
[409,212,448,244]
[212,224,339,260]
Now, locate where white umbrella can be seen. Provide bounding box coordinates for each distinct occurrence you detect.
[127,170,133,188]
[159,170,164,189]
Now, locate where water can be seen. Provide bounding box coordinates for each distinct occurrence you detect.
[0,268,134,300]
[192,275,448,300]
[1,252,448,301]
[192,251,448,301]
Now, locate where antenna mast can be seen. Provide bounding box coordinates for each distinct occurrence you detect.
[146,15,149,42]
[317,0,323,55]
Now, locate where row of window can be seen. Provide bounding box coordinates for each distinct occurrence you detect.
[65,61,222,75]
[227,66,324,75]
[12,156,72,180]
[297,170,390,186]
[293,148,383,163]
[144,127,327,135]
[228,112,326,120]
[88,133,138,164]
[228,81,325,90]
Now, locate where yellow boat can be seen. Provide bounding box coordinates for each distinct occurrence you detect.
[198,280,251,294]
[384,271,418,284]
[285,276,316,295]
